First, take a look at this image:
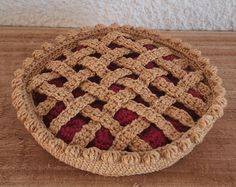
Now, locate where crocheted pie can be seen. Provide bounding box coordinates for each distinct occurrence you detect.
[12,24,226,176]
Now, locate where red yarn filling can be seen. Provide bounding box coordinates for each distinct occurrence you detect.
[48,77,67,87]
[71,45,85,52]
[87,127,114,150]
[173,102,200,121]
[108,42,122,49]
[109,84,125,93]
[73,64,84,72]
[133,95,150,107]
[114,108,138,126]
[162,74,179,85]
[124,52,140,59]
[125,73,139,80]
[164,116,189,132]
[72,87,85,98]
[187,88,204,101]
[143,44,157,50]
[145,61,159,69]
[162,54,179,61]
[138,124,170,148]
[56,114,90,144]
[89,52,102,58]
[43,101,66,128]
[32,91,47,106]
[35,48,202,150]
[107,62,120,71]
[184,66,194,73]
[88,75,102,84]
[55,54,66,61]
[90,100,106,111]
[148,84,165,97]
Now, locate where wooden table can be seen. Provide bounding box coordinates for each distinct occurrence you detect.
[0,27,235,187]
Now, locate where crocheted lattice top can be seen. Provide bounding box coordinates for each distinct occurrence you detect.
[27,30,212,152]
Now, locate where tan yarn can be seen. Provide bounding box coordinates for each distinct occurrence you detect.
[11,24,227,176]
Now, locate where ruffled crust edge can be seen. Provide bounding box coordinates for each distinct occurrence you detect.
[11,24,227,176]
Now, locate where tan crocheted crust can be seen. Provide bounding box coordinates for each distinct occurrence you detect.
[11,24,227,176]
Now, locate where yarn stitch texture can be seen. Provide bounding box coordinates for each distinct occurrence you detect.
[11,24,227,176]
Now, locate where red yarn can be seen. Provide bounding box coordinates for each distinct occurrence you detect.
[90,100,106,111]
[133,95,149,107]
[55,55,66,61]
[72,45,85,52]
[89,52,102,58]
[143,44,157,50]
[162,74,179,85]
[162,54,179,61]
[145,61,158,69]
[107,62,120,71]
[87,127,114,150]
[164,116,189,132]
[109,84,125,93]
[114,108,138,126]
[56,115,89,144]
[108,43,122,49]
[73,64,84,72]
[173,102,200,121]
[139,124,169,148]
[72,87,85,98]
[88,75,102,84]
[187,88,204,100]
[48,77,67,87]
[43,101,66,128]
[124,52,139,59]
[32,91,47,105]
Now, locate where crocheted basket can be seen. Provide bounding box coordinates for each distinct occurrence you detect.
[11,24,227,176]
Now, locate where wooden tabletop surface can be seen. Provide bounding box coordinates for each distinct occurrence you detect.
[0,27,235,187]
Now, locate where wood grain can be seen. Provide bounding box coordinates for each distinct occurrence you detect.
[0,27,235,187]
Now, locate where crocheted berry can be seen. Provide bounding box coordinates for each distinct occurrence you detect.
[56,115,89,144]
[139,124,169,148]
[163,54,179,61]
[90,100,106,111]
[114,108,138,126]
[124,52,139,59]
[145,61,158,69]
[162,74,179,85]
[143,44,157,50]
[109,84,125,93]
[185,66,194,73]
[88,75,102,84]
[43,101,66,128]
[148,84,165,97]
[73,64,84,72]
[164,116,189,132]
[72,45,85,52]
[48,77,67,87]
[126,74,139,80]
[55,54,66,61]
[108,42,122,49]
[72,87,85,98]
[173,102,200,121]
[134,95,149,107]
[188,88,204,100]
[87,127,114,150]
[89,52,101,58]
[32,91,47,106]
[107,62,120,71]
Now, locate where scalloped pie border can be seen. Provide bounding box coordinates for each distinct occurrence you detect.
[11,24,227,176]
